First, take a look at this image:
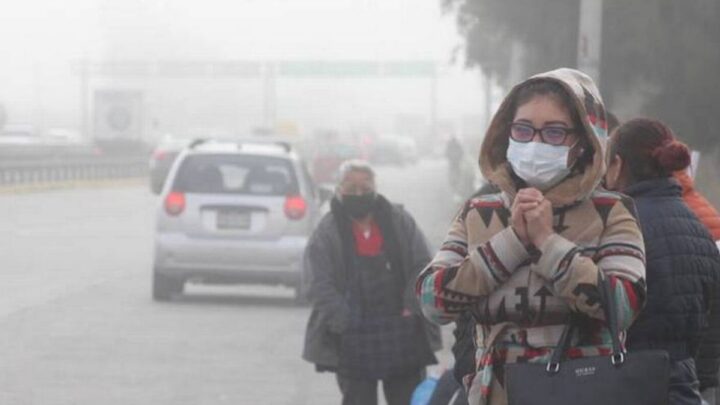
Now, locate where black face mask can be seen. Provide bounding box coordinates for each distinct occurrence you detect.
[342,193,376,219]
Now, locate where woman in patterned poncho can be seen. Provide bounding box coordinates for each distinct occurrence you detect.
[416,68,647,405]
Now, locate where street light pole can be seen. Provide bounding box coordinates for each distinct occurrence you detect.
[484,71,493,130]
[430,63,438,139]
[262,63,276,130]
[79,59,90,140]
[577,0,603,84]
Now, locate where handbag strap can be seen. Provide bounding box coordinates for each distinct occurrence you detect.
[478,321,516,352]
[547,275,625,373]
[547,316,577,372]
[598,273,625,363]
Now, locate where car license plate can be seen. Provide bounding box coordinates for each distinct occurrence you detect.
[216,210,251,230]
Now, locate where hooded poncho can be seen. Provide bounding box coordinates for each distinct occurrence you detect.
[416,68,647,405]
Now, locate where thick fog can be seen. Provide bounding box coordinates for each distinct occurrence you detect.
[0,0,488,136]
[0,1,488,404]
[2,1,719,404]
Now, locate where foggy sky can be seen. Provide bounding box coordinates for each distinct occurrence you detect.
[0,0,488,135]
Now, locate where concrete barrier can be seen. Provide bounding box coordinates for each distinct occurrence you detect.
[0,156,148,192]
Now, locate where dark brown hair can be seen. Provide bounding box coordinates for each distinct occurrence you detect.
[606,111,620,134]
[609,118,690,182]
[514,80,578,121]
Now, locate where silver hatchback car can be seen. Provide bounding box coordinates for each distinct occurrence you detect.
[153,138,327,301]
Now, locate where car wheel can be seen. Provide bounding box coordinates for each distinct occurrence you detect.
[153,270,184,301]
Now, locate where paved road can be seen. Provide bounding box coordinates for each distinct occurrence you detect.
[0,158,464,405]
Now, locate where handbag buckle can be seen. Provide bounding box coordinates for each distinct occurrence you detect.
[611,352,625,366]
[546,362,560,374]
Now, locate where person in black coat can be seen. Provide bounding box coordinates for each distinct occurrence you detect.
[302,160,441,405]
[604,118,720,405]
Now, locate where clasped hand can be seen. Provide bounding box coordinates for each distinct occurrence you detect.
[510,187,554,248]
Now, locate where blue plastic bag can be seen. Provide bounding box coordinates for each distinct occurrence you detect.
[411,376,439,405]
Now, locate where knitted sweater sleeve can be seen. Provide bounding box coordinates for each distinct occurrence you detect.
[530,196,646,328]
[415,206,531,325]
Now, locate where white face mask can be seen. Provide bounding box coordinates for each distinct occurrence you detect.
[506,139,573,190]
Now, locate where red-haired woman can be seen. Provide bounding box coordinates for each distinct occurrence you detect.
[605,118,720,404]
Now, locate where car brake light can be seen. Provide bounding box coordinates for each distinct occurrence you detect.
[152,150,167,160]
[284,194,307,220]
[164,192,185,216]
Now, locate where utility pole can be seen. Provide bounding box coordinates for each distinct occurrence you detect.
[79,59,90,140]
[262,63,277,130]
[430,63,438,139]
[484,71,493,130]
[577,0,603,84]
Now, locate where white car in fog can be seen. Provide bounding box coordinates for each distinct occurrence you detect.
[369,135,419,166]
[396,136,419,164]
[153,138,330,301]
[0,124,43,146]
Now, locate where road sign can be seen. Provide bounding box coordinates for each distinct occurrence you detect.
[93,90,143,140]
[84,60,436,79]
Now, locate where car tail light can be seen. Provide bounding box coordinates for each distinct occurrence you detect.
[152,150,167,161]
[284,194,307,220]
[164,192,185,216]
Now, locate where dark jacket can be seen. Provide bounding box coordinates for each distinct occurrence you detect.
[302,194,442,369]
[625,178,720,389]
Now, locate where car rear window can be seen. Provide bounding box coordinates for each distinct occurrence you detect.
[172,154,298,195]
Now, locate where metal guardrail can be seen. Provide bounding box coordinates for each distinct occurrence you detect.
[0,156,148,186]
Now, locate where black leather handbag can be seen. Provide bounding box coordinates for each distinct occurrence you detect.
[505,278,670,405]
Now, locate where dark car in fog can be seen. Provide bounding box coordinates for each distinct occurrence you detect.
[152,138,329,302]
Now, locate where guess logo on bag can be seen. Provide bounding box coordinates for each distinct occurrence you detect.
[574,366,597,377]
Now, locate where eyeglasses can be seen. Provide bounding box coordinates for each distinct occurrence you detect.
[510,122,577,146]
